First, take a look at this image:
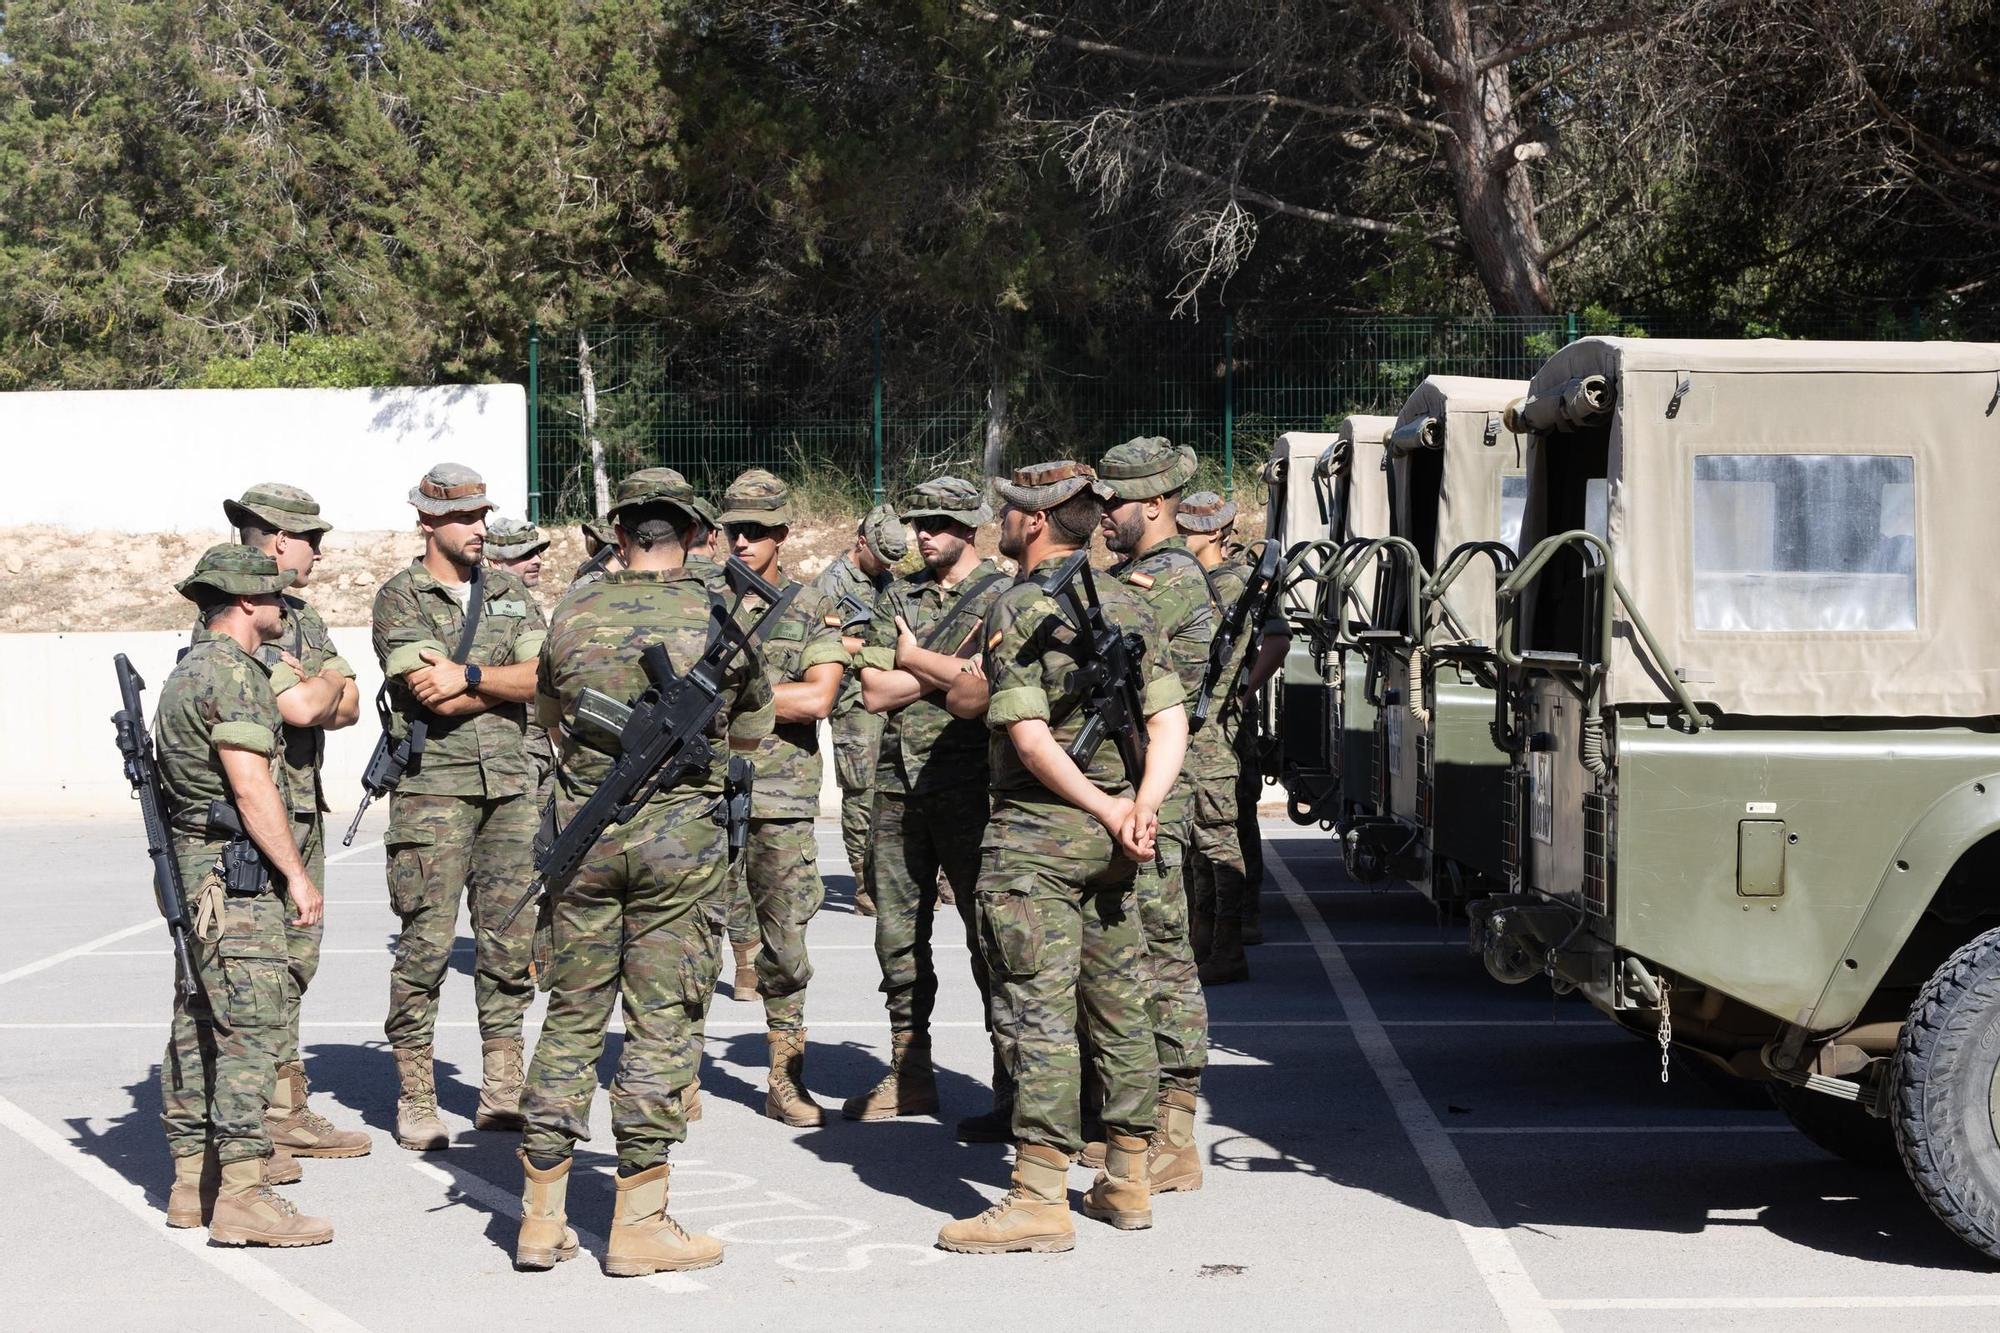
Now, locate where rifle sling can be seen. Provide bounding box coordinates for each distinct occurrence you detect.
[404,565,489,758]
[919,572,1009,654]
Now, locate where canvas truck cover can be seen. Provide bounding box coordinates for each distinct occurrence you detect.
[1273,430,1338,616]
[1390,376,1528,645]
[1317,415,1396,543]
[1517,337,2000,718]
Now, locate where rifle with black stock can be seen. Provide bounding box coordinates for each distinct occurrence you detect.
[110,654,199,997]
[835,590,873,633]
[495,557,797,932]
[1039,550,1149,787]
[1190,458,1290,733]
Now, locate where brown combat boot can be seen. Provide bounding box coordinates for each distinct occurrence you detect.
[765,1030,826,1127]
[605,1164,724,1276]
[394,1046,449,1151]
[1082,1133,1154,1230]
[267,1062,372,1158]
[1198,916,1250,986]
[264,1145,302,1185]
[165,1150,216,1228]
[842,1032,939,1121]
[1148,1088,1203,1193]
[730,940,761,1000]
[513,1151,580,1271]
[936,1143,1075,1254]
[476,1038,527,1131]
[208,1157,333,1247]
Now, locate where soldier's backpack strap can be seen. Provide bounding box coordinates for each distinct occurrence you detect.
[1153,544,1221,612]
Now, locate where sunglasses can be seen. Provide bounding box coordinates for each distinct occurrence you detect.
[282,530,324,552]
[725,522,778,543]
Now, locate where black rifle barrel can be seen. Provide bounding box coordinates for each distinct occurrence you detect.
[110,655,199,997]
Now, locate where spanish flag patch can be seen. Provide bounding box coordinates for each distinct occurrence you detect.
[1128,571,1156,590]
[823,614,842,627]
[987,629,1005,650]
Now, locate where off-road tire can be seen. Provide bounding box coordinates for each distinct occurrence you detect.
[1893,926,2000,1261]
[1770,1081,1898,1167]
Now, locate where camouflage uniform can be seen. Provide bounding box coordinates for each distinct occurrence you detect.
[488,517,556,811]
[812,507,904,890]
[520,469,774,1173]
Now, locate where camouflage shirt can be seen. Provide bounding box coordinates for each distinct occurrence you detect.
[1109,537,1215,811]
[860,558,1011,795]
[746,572,849,819]
[811,553,881,724]
[371,560,549,799]
[983,552,1184,818]
[154,636,282,841]
[191,592,353,816]
[535,568,775,811]
[1200,555,1251,780]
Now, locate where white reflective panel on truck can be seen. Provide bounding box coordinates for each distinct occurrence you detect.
[1690,453,1917,633]
[1499,475,1527,551]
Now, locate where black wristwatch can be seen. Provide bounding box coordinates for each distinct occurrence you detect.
[464,663,483,692]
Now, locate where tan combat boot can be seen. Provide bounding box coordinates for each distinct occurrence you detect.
[730,940,761,1000]
[936,1143,1075,1254]
[841,1032,939,1121]
[208,1157,334,1247]
[264,1145,302,1185]
[1082,1133,1154,1230]
[1198,915,1250,986]
[165,1150,216,1228]
[267,1062,372,1158]
[513,1151,580,1271]
[605,1164,724,1276]
[476,1038,527,1131]
[1148,1088,1203,1193]
[394,1046,450,1151]
[765,1030,826,1127]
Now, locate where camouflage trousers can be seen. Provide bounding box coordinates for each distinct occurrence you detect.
[832,711,880,891]
[1138,803,1209,1094]
[1185,781,1253,928]
[745,818,824,1030]
[725,847,756,945]
[383,791,536,1050]
[839,787,874,891]
[160,841,285,1165]
[520,800,724,1172]
[977,805,1158,1154]
[869,786,988,1036]
[1238,765,1265,925]
[273,813,324,1069]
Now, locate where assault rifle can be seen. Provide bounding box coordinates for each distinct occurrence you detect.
[835,591,873,632]
[573,539,616,584]
[495,557,795,931]
[110,654,198,997]
[1040,550,1149,787]
[1190,536,1282,733]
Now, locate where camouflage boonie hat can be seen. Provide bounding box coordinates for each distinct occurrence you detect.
[688,494,721,533]
[175,542,297,603]
[898,475,991,527]
[580,518,616,553]
[408,462,494,517]
[607,467,700,523]
[860,504,908,560]
[1094,436,1199,501]
[994,460,1099,513]
[718,469,794,528]
[1176,491,1238,533]
[223,482,332,536]
[485,517,549,560]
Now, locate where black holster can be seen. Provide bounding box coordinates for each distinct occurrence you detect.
[207,800,270,897]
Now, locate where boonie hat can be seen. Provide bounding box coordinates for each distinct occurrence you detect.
[607,467,700,523]
[223,482,333,536]
[898,476,991,527]
[1094,436,1199,502]
[860,504,909,560]
[175,543,297,603]
[408,462,494,517]
[719,469,794,528]
[485,517,549,561]
[994,460,1099,513]
[1176,491,1238,533]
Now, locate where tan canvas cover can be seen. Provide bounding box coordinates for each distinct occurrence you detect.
[1521,337,2000,717]
[1273,430,1338,615]
[1317,414,1395,542]
[1391,376,1527,644]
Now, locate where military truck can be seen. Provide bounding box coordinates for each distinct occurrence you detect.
[1471,336,2000,1260]
[1339,377,1526,904]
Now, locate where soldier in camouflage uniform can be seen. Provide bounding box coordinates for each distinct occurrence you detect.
[487,517,556,812]
[843,477,1014,1133]
[1090,437,1213,1192]
[718,470,849,1125]
[934,461,1188,1254]
[514,468,773,1277]
[195,485,371,1163]
[811,504,907,915]
[158,544,335,1246]
[372,464,548,1151]
[571,519,623,587]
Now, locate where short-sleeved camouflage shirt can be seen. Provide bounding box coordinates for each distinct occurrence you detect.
[812,553,879,719]
[192,591,354,816]
[372,561,548,799]
[983,552,1184,819]
[746,572,850,818]
[536,568,775,813]
[860,558,1011,795]
[1109,537,1215,811]
[154,636,283,842]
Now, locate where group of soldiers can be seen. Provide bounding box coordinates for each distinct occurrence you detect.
[147,440,1285,1268]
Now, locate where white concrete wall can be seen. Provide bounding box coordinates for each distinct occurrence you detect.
[0,386,527,532]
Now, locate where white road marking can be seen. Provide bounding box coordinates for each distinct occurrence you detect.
[0,920,160,986]
[1546,1296,2000,1311]
[1449,1125,1791,1136]
[0,1093,371,1331]
[327,839,382,865]
[1269,846,1561,1333]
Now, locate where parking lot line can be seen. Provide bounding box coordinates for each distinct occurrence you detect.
[0,920,160,987]
[1269,846,1560,1333]
[0,1092,370,1332]
[1447,1125,1791,1135]
[1546,1296,2000,1311]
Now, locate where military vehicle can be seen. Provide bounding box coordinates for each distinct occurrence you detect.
[1338,377,1526,904]
[1470,336,2000,1260]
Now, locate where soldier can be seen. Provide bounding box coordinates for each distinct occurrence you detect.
[811,504,908,916]
[201,485,370,1164]
[372,463,548,1150]
[486,517,556,810]
[514,467,773,1276]
[934,460,1187,1254]
[843,477,1014,1133]
[572,519,624,587]
[158,544,335,1246]
[718,470,848,1125]
[1090,437,1212,1191]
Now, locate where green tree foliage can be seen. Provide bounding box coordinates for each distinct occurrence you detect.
[194,334,402,388]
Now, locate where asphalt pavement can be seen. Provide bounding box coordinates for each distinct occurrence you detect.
[7,812,2000,1331]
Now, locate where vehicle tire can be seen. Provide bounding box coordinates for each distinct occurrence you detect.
[1893,926,2000,1261]
[1769,1081,1898,1167]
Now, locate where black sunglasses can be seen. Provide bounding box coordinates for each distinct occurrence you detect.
[725,521,778,543]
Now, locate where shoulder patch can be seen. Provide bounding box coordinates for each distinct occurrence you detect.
[987,629,1005,650]
[1129,571,1156,591]
[823,613,843,628]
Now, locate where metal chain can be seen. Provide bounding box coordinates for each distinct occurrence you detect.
[1657,978,1674,1084]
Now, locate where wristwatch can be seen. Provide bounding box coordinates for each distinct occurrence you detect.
[464,663,483,692]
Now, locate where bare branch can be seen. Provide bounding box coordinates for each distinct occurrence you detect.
[1144,92,1453,138]
[1156,155,1463,251]
[1476,14,1653,74]
[958,3,1258,72]
[1349,0,1459,88]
